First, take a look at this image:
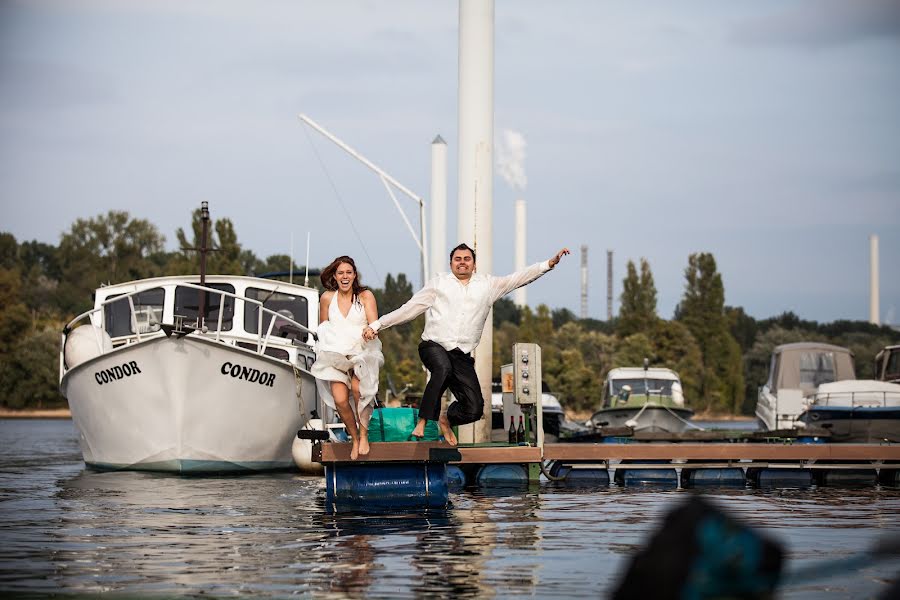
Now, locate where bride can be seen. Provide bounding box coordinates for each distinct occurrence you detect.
[311,256,384,460]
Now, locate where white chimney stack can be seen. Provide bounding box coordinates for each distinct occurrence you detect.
[514,198,526,307]
[870,234,880,325]
[430,136,447,280]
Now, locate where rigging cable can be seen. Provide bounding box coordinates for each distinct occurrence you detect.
[301,125,381,283]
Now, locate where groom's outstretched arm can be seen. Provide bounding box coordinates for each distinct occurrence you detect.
[367,279,438,335]
[489,247,570,303]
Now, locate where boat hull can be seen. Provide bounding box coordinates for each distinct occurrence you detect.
[61,335,318,472]
[798,406,900,443]
[591,406,695,433]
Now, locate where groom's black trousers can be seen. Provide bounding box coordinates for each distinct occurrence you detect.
[417,340,484,426]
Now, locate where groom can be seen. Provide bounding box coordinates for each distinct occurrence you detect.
[364,243,569,445]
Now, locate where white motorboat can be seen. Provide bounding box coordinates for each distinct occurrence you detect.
[60,273,325,473]
[755,342,855,432]
[796,379,900,443]
[588,364,694,433]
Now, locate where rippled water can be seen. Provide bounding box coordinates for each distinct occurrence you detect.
[1,419,898,598]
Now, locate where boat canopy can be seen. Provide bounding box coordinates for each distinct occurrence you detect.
[810,380,900,408]
[767,342,855,394]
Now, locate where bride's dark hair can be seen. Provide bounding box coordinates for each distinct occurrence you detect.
[320,255,368,302]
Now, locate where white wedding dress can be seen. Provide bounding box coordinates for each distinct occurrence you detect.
[311,292,384,430]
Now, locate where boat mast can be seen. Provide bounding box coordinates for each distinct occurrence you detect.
[199,201,210,327]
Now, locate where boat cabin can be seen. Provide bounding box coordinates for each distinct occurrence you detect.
[763,342,856,397]
[64,275,320,372]
[601,367,685,409]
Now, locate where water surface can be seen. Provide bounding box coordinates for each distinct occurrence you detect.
[1,419,898,598]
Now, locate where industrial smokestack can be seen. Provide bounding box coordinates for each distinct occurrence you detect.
[580,245,588,319]
[514,198,526,307]
[607,249,613,321]
[430,136,447,280]
[870,234,880,325]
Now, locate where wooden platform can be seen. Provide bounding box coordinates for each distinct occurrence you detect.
[316,442,542,464]
[315,441,899,464]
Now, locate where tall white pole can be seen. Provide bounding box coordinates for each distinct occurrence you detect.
[430,136,448,280]
[457,0,494,443]
[514,198,527,307]
[870,234,880,325]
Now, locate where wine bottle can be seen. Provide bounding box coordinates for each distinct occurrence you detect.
[516,415,525,444]
[508,415,517,444]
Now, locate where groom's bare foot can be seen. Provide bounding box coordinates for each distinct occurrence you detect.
[438,415,457,446]
[350,438,360,460]
[358,436,370,457]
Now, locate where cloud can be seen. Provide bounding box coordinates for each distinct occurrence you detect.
[496,129,527,192]
[732,0,900,48]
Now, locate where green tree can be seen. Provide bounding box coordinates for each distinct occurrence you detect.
[676,252,745,413]
[617,258,657,337]
[493,297,521,327]
[172,209,244,275]
[57,211,165,314]
[0,329,61,409]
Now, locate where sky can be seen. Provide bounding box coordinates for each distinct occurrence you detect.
[1,0,899,325]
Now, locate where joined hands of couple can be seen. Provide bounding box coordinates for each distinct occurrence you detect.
[362,326,378,341]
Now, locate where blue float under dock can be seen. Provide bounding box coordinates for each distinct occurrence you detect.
[313,442,900,498]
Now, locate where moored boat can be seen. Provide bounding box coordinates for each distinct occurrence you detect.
[60,274,324,472]
[796,379,900,443]
[589,363,694,433]
[755,342,855,432]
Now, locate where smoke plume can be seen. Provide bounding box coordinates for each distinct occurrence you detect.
[497,129,527,191]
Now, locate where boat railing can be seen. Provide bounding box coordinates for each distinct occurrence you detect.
[807,390,900,408]
[62,283,316,370]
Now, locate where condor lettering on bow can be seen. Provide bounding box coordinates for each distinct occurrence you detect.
[94,361,142,385]
[221,362,276,387]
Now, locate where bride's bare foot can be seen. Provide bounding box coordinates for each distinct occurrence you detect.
[410,424,425,439]
[350,438,360,460]
[358,435,370,456]
[438,415,457,446]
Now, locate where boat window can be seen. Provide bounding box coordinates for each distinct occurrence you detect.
[610,378,674,397]
[104,288,165,337]
[174,284,235,331]
[886,350,900,381]
[799,352,836,387]
[244,288,309,342]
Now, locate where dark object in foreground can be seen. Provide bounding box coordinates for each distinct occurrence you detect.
[612,495,783,600]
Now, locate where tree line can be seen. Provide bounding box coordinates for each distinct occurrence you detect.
[1,210,896,414]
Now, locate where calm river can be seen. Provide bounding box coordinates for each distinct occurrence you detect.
[1,419,898,598]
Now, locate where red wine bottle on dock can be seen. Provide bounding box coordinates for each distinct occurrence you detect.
[508,416,517,444]
[516,415,525,444]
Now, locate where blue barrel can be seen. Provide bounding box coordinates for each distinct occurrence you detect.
[748,468,813,488]
[681,467,746,488]
[549,461,610,485]
[446,465,468,488]
[879,468,899,486]
[325,462,449,509]
[817,469,877,487]
[614,462,678,487]
[476,464,529,485]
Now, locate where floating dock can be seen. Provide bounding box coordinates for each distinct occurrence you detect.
[315,441,900,491]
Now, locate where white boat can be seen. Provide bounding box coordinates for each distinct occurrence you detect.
[755,342,855,432]
[796,379,900,443]
[60,274,326,473]
[588,365,694,433]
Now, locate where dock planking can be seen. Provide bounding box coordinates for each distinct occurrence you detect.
[315,441,899,464]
